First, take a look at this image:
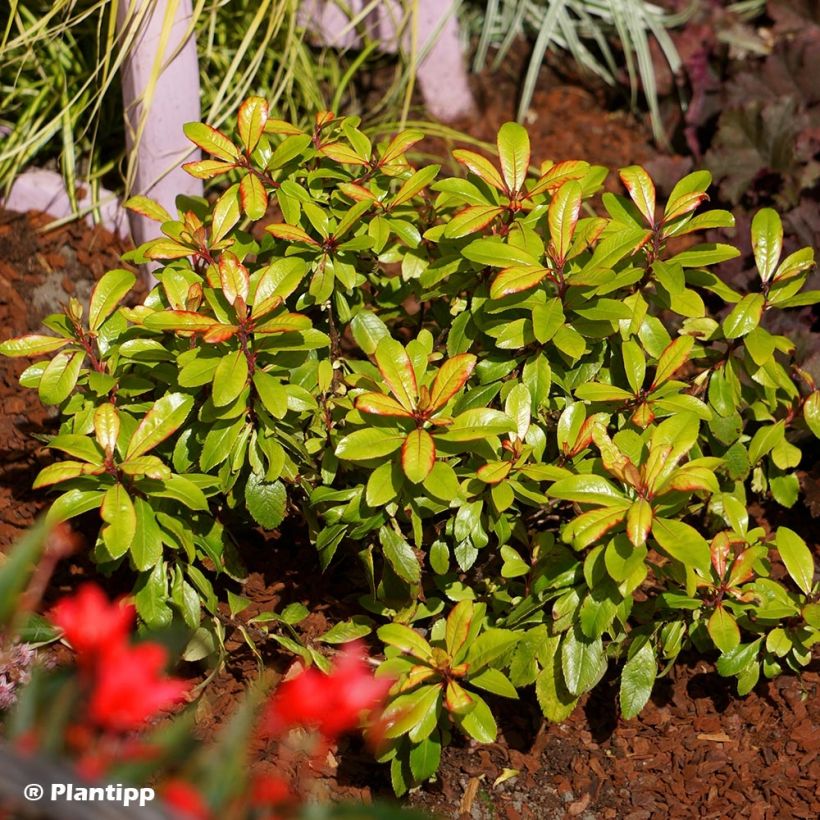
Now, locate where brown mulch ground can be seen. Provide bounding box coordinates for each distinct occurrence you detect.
[1,64,819,819]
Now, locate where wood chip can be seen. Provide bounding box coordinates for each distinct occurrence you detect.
[697,732,732,743]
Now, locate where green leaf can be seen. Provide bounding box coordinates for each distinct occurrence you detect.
[143,310,222,332]
[401,428,436,484]
[377,623,432,661]
[531,298,564,345]
[375,337,418,411]
[549,475,627,507]
[804,392,820,437]
[574,383,633,402]
[651,518,711,574]
[466,628,519,673]
[0,334,71,358]
[48,434,104,465]
[38,351,84,405]
[252,371,288,418]
[126,393,194,459]
[535,634,578,722]
[444,205,504,239]
[708,606,740,653]
[445,600,474,658]
[561,626,607,696]
[436,408,517,441]
[619,638,657,718]
[619,166,656,225]
[32,461,93,489]
[668,243,740,268]
[246,474,287,529]
[350,311,389,355]
[409,735,442,783]
[134,562,173,630]
[237,95,268,153]
[452,149,505,191]
[664,170,711,220]
[751,208,782,283]
[462,238,538,268]
[211,183,241,245]
[490,266,550,299]
[45,489,105,527]
[184,122,239,161]
[212,349,249,407]
[775,527,814,595]
[458,692,497,743]
[497,122,530,194]
[715,639,762,678]
[101,484,136,559]
[88,269,136,331]
[317,619,372,644]
[391,165,440,209]
[335,428,405,460]
[379,526,420,584]
[622,339,646,394]
[651,336,694,388]
[384,686,441,740]
[548,181,582,261]
[469,667,519,699]
[429,354,477,412]
[723,293,764,339]
[130,498,163,571]
[748,421,785,465]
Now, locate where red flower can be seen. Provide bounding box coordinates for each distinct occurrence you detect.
[50,583,135,660]
[162,780,211,820]
[89,642,189,732]
[264,642,392,741]
[250,774,292,807]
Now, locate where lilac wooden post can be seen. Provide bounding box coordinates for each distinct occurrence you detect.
[300,0,475,121]
[117,0,202,262]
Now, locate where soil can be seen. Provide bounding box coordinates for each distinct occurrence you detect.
[1,53,819,820]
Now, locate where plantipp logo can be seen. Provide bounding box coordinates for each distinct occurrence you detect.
[23,783,155,807]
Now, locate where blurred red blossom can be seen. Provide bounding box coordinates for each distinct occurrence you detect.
[250,773,293,807]
[89,642,189,732]
[263,641,392,741]
[50,583,135,660]
[47,583,189,734]
[162,780,211,820]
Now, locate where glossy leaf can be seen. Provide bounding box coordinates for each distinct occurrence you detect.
[619,638,656,718]
[723,293,764,340]
[401,429,436,484]
[651,336,694,388]
[428,354,476,412]
[237,95,268,153]
[0,334,70,358]
[497,122,530,194]
[548,181,582,262]
[775,527,814,595]
[126,394,194,460]
[751,208,782,283]
[374,337,418,411]
[101,484,136,559]
[183,122,239,161]
[452,149,505,191]
[88,269,136,331]
[490,266,550,299]
[619,166,656,226]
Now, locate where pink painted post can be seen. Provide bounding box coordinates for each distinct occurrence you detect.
[117,0,203,256]
[300,0,475,121]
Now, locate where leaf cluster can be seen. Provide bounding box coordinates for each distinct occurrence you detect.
[3,100,819,790]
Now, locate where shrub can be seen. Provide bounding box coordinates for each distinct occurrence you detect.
[2,98,818,791]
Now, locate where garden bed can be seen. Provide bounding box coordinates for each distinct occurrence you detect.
[2,25,819,818]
